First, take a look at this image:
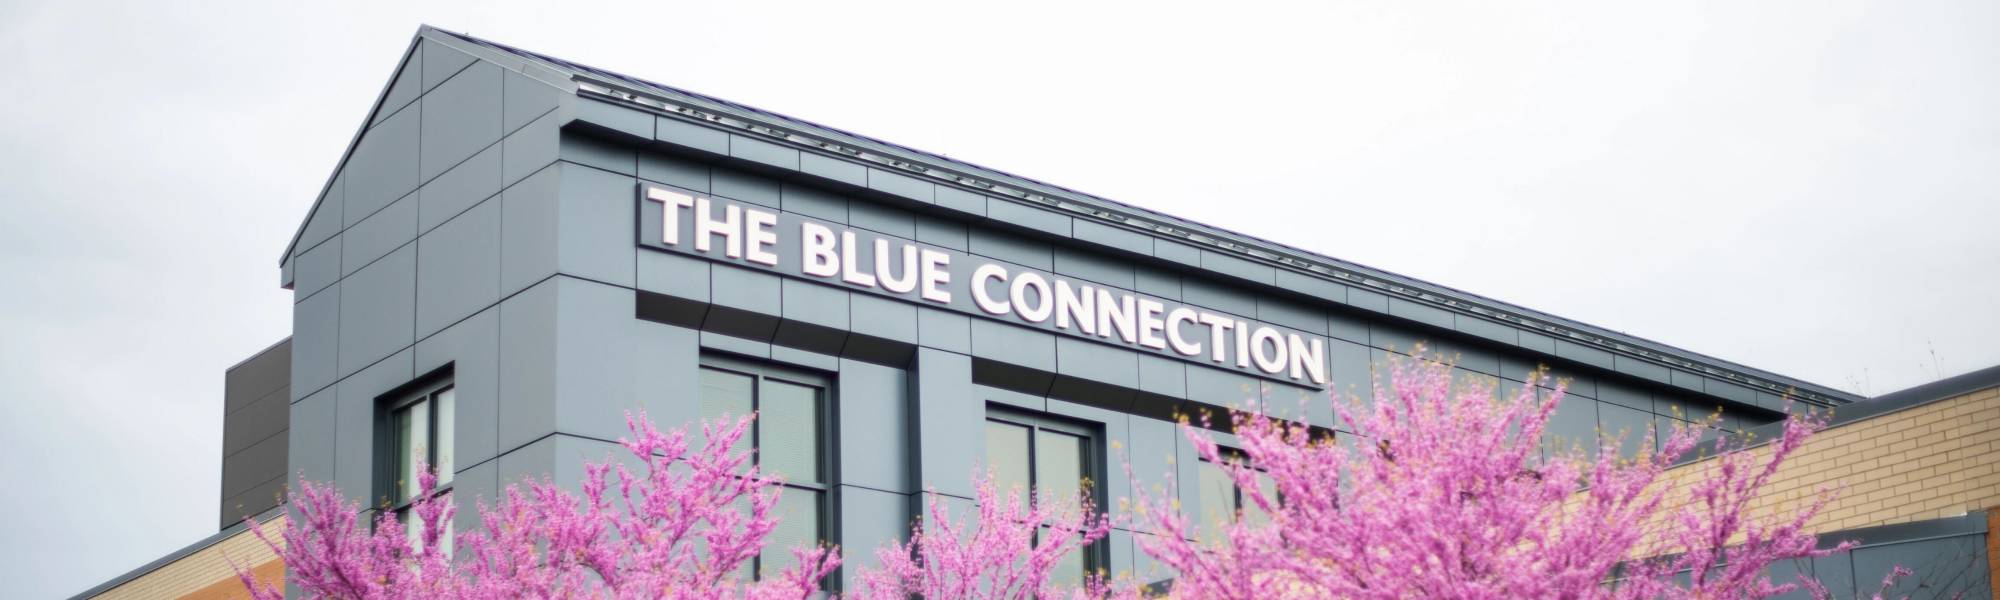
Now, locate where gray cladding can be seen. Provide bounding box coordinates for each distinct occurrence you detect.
[271,32,1872,581]
[220,339,291,529]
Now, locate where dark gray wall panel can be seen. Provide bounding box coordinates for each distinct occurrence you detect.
[416,306,500,470]
[292,282,341,400]
[499,165,560,297]
[986,200,1070,237]
[420,39,476,92]
[420,62,502,183]
[1181,278,1256,318]
[970,321,1056,374]
[341,192,416,277]
[1199,250,1275,286]
[332,348,413,503]
[1123,414,1178,535]
[221,430,287,499]
[1052,247,1135,290]
[289,388,336,485]
[917,307,971,354]
[373,47,420,127]
[344,106,420,227]
[502,111,560,187]
[849,294,917,346]
[1071,219,1151,256]
[1275,269,1348,306]
[450,457,497,538]
[551,279,701,442]
[837,486,911,591]
[780,184,846,224]
[575,98,653,141]
[654,115,728,155]
[419,144,501,233]
[336,245,417,377]
[912,348,977,499]
[297,176,344,255]
[914,216,967,252]
[503,70,561,136]
[294,234,341,299]
[968,229,1052,271]
[1135,354,1186,400]
[498,278,559,452]
[223,391,289,457]
[849,200,915,239]
[1056,336,1138,391]
[636,248,712,303]
[712,167,780,209]
[639,152,711,195]
[800,152,864,187]
[1185,365,1260,413]
[559,135,636,176]
[1133,268,1180,302]
[836,359,910,493]
[417,197,502,337]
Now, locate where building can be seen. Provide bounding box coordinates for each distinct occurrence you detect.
[74,26,1995,599]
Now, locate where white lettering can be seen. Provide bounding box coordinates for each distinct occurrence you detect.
[920,249,952,303]
[1098,289,1138,344]
[971,263,1010,315]
[875,238,919,293]
[1198,313,1234,363]
[1235,320,1252,368]
[1137,299,1167,350]
[1010,272,1054,323]
[744,208,778,266]
[645,187,695,246]
[840,231,876,288]
[1288,334,1327,384]
[693,198,741,258]
[1165,308,1202,356]
[1250,327,1287,374]
[801,222,839,277]
[1054,280,1095,334]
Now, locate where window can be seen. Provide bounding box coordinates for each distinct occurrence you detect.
[381,379,455,552]
[698,357,831,581]
[984,407,1104,589]
[1195,448,1277,541]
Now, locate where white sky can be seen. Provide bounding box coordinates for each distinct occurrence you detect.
[2,1,1994,597]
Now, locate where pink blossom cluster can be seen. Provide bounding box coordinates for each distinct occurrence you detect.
[243,353,1920,599]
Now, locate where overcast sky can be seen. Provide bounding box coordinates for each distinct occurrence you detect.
[2,0,1994,597]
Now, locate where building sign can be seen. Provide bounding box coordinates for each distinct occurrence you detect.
[638,185,1327,387]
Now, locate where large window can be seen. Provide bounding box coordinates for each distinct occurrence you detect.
[984,407,1104,589]
[382,379,455,552]
[698,357,830,581]
[1195,448,1276,541]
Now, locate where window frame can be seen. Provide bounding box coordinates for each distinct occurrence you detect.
[983,404,1109,587]
[698,354,837,583]
[373,370,457,551]
[1195,445,1280,536]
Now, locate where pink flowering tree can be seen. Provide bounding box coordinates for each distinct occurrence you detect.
[1135,352,1903,600]
[854,472,1115,600]
[238,412,838,599]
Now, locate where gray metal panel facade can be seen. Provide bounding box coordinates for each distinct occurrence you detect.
[220,338,291,529]
[275,29,1947,593]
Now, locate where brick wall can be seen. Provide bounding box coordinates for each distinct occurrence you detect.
[88,515,285,600]
[1650,383,1999,535]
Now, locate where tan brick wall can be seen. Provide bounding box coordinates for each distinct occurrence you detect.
[1642,384,2000,536]
[89,515,286,600]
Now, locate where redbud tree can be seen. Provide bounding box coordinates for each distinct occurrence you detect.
[1135,353,1899,600]
[244,353,1908,599]
[239,413,838,600]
